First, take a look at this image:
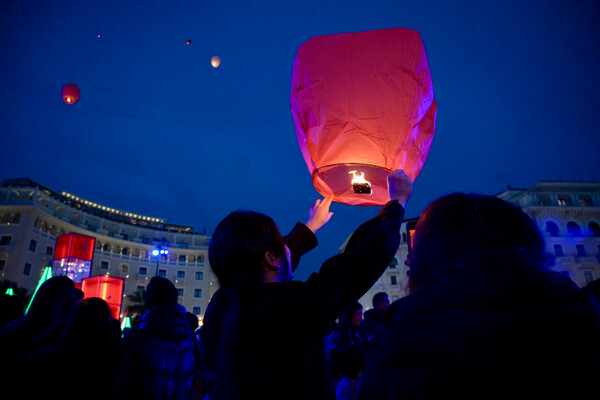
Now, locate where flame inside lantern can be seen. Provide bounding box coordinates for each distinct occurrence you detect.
[349,171,372,194]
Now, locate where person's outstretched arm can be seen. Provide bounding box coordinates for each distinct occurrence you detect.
[284,196,334,272]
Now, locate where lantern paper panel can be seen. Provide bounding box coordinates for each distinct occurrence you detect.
[290,27,437,206]
[81,275,124,321]
[52,233,95,283]
[62,84,80,104]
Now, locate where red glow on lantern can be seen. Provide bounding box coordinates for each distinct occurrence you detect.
[186,39,191,45]
[62,84,80,104]
[291,28,437,206]
[81,275,124,321]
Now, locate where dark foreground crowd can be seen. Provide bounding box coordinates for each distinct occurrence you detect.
[1,169,599,400]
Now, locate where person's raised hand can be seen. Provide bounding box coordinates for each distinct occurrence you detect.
[305,196,334,234]
[388,170,413,208]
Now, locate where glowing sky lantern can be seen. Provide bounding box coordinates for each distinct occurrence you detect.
[62,83,80,104]
[211,56,221,68]
[186,40,191,45]
[290,28,437,206]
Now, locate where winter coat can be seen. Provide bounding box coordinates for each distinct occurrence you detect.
[358,264,600,400]
[201,200,405,400]
[360,308,387,341]
[112,303,197,400]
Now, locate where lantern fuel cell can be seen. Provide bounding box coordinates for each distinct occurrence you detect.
[349,171,372,194]
[291,27,437,206]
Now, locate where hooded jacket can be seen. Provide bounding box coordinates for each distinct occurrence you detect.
[112,303,197,400]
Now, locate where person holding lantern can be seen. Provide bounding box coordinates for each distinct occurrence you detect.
[200,169,412,400]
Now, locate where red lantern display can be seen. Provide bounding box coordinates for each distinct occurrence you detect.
[62,83,80,104]
[52,233,95,283]
[81,275,124,320]
[290,28,437,206]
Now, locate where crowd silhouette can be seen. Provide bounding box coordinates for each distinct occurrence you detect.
[1,170,599,400]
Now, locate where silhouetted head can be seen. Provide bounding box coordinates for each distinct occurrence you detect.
[372,292,389,310]
[0,293,25,329]
[209,210,287,288]
[185,311,199,331]
[26,276,79,334]
[339,301,363,329]
[408,193,551,291]
[145,276,178,309]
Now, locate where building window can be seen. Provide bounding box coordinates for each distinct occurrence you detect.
[194,288,202,298]
[139,267,147,276]
[545,221,559,237]
[554,245,564,257]
[177,288,184,297]
[390,275,398,285]
[178,255,187,263]
[589,222,600,237]
[102,244,109,251]
[537,195,551,206]
[122,248,129,256]
[192,306,201,315]
[579,196,594,207]
[0,260,5,272]
[567,222,581,236]
[45,246,53,256]
[137,285,145,293]
[0,235,11,245]
[23,263,32,276]
[158,269,166,277]
[557,196,572,207]
[389,258,398,269]
[576,244,587,257]
[583,270,595,285]
[177,270,186,279]
[101,261,109,270]
[29,239,37,252]
[120,264,128,273]
[197,255,204,264]
[195,271,203,280]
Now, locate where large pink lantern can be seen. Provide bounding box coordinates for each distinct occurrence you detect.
[290,27,437,206]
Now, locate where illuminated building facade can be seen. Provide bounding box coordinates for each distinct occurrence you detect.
[359,180,600,310]
[0,178,216,321]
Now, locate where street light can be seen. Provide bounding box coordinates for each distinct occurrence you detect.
[152,246,169,276]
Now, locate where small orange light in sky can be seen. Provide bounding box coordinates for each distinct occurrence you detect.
[211,56,221,68]
[186,40,191,45]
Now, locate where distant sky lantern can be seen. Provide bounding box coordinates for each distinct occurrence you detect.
[62,83,80,104]
[211,56,221,68]
[290,27,437,206]
[187,39,191,45]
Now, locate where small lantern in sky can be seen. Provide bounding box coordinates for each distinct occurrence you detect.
[290,27,437,206]
[211,56,221,68]
[186,40,191,45]
[62,84,80,104]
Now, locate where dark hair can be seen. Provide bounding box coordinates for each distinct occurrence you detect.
[209,210,285,288]
[372,292,389,308]
[145,276,178,309]
[409,193,552,290]
[338,301,362,328]
[25,276,79,337]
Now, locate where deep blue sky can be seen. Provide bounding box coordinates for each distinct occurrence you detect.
[1,1,599,280]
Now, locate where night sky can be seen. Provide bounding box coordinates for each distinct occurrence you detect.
[1,1,599,280]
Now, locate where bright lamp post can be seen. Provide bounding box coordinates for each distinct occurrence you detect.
[152,246,169,276]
